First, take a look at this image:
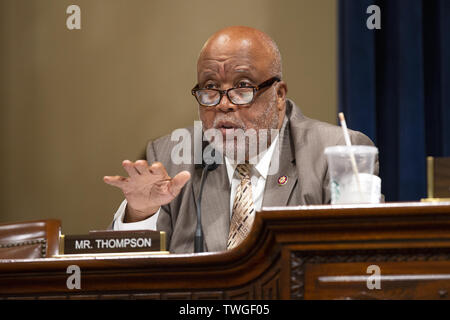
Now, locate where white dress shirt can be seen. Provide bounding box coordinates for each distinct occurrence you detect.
[112,135,279,231]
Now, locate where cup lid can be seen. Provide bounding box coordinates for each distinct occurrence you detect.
[324,145,378,155]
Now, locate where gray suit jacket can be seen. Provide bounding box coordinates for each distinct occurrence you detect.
[114,99,377,253]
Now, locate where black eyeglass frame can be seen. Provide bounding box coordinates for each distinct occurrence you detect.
[191,76,281,107]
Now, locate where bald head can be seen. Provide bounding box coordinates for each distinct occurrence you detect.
[198,26,282,80]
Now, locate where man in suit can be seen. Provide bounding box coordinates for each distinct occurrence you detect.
[104,26,376,253]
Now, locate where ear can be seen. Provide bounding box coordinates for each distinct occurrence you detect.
[276,81,288,111]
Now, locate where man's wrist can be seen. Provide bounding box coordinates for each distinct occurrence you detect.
[124,205,159,223]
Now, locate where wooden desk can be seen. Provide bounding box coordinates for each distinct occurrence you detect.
[1,202,450,300]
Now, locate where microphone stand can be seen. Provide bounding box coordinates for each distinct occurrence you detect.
[194,164,211,253]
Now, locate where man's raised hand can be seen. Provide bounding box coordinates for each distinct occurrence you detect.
[103,160,191,222]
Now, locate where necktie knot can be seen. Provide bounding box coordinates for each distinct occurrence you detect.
[235,164,251,180]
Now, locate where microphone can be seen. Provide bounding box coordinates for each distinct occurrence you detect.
[194,142,218,253]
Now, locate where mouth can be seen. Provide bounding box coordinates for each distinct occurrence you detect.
[215,121,243,136]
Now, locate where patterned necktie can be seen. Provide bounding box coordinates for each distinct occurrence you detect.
[227,164,256,250]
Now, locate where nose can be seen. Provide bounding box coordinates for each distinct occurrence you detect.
[216,92,238,113]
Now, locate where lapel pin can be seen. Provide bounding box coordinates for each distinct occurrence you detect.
[278,175,288,186]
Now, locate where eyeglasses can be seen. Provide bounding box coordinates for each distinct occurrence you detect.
[191,77,281,107]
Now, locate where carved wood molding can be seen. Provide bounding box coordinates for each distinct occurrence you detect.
[0,253,281,300]
[290,248,450,299]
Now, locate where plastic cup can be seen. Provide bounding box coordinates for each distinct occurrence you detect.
[324,145,380,204]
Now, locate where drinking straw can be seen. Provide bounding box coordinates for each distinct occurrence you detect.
[338,113,363,200]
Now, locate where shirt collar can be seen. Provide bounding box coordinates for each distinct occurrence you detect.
[224,134,280,182]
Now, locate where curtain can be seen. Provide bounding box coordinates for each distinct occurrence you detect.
[339,0,450,201]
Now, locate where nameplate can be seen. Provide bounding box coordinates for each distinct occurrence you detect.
[59,230,166,254]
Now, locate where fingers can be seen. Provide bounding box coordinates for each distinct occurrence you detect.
[134,160,150,176]
[122,160,140,177]
[149,161,169,178]
[103,175,128,188]
[168,171,191,197]
[122,160,168,179]
[107,160,173,190]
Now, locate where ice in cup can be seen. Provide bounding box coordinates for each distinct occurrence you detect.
[324,145,380,204]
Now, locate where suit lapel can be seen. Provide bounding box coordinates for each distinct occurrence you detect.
[262,119,298,207]
[192,162,230,252]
